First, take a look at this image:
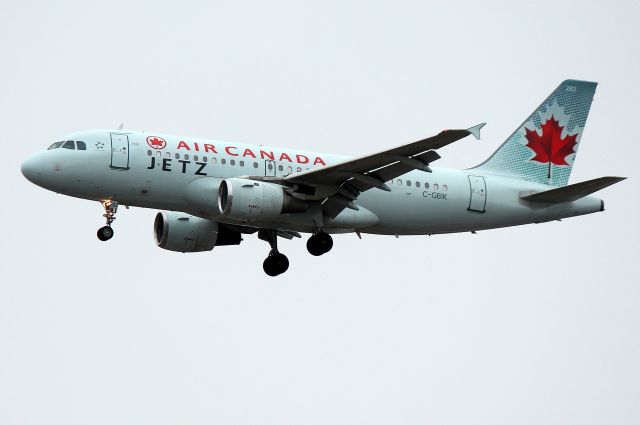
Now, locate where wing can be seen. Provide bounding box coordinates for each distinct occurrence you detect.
[284,123,485,217]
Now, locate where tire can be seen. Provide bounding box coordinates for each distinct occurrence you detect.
[273,253,289,274]
[307,232,333,256]
[263,253,289,276]
[97,226,114,241]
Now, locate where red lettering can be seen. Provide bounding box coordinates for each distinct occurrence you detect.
[243,148,256,158]
[194,142,200,152]
[313,157,326,166]
[204,144,217,153]
[260,150,274,160]
[296,154,309,164]
[279,152,292,162]
[177,141,190,150]
[225,146,238,156]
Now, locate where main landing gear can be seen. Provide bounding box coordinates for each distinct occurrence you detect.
[259,229,289,277]
[258,229,333,276]
[97,200,118,241]
[306,231,333,256]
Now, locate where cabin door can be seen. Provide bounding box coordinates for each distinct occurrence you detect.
[467,175,487,213]
[110,134,129,169]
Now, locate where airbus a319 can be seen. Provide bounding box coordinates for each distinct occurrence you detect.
[21,80,624,276]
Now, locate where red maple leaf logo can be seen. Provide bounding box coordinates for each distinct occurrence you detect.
[525,115,577,166]
[146,136,166,150]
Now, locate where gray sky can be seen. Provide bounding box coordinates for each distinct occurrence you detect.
[1,1,639,424]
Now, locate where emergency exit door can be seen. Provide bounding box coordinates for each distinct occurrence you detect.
[110,134,129,169]
[467,175,486,213]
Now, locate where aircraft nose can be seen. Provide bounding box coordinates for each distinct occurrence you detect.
[21,154,44,185]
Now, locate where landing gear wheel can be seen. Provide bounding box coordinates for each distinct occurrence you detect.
[263,252,289,277]
[98,200,118,241]
[97,226,114,241]
[307,232,333,256]
[258,229,291,276]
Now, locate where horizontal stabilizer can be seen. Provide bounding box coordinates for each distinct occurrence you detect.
[521,176,626,204]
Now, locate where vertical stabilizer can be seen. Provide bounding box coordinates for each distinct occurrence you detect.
[473,80,597,186]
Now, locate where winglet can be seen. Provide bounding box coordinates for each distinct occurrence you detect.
[467,123,486,140]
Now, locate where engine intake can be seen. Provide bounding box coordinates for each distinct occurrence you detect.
[218,178,306,220]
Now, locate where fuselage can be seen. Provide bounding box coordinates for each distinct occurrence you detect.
[21,129,604,235]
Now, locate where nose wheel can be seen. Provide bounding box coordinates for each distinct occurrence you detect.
[258,229,289,276]
[307,231,333,256]
[97,225,114,241]
[97,200,118,242]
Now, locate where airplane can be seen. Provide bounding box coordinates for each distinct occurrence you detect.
[21,79,625,276]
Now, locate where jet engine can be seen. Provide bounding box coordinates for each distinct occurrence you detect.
[154,211,241,252]
[218,178,306,220]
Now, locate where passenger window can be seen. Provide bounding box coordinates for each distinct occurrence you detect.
[147,150,152,156]
[165,152,171,158]
[230,159,235,166]
[397,179,402,186]
[239,160,244,167]
[278,165,283,171]
[434,183,439,190]
[425,182,429,189]
[297,167,301,172]
[253,162,258,168]
[211,158,217,164]
[175,153,180,159]
[76,141,86,150]
[194,155,199,161]
[268,163,273,171]
[203,156,208,162]
[407,180,411,187]
[184,154,190,160]
[62,140,75,150]
[48,142,63,150]
[287,166,292,173]
[416,181,420,188]
[221,158,226,165]
[443,184,448,191]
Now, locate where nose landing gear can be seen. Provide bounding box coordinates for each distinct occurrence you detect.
[258,229,289,276]
[306,231,333,256]
[97,200,118,241]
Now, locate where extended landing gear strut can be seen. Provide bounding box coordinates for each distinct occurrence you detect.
[258,229,289,277]
[306,231,333,256]
[97,200,118,241]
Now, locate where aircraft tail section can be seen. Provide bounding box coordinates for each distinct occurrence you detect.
[473,79,597,186]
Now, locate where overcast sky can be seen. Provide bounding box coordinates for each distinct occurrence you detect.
[1,1,639,424]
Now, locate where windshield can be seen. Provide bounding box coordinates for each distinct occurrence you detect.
[47,141,63,150]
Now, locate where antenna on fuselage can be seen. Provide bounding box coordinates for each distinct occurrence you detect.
[117,123,125,130]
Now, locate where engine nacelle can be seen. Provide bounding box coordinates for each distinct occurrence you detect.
[154,211,241,252]
[218,178,306,220]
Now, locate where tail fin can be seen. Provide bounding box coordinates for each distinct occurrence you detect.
[473,79,597,186]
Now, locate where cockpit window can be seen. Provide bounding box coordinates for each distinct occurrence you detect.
[62,140,75,150]
[48,142,63,150]
[76,141,86,150]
